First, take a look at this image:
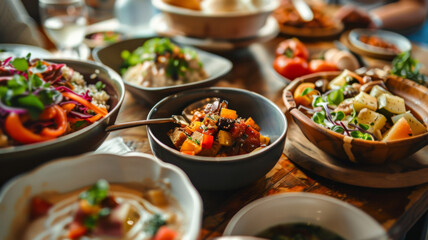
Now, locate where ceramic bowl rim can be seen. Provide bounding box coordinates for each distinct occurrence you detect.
[147,87,288,162]
[223,192,386,236]
[0,58,125,155]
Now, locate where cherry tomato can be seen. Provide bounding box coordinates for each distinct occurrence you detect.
[309,59,338,73]
[273,55,310,80]
[275,38,309,60]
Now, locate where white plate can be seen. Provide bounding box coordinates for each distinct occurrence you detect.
[150,14,279,51]
[0,44,53,60]
[349,28,411,56]
[224,193,387,240]
[0,152,202,240]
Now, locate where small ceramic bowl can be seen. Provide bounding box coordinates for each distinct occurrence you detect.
[224,192,387,240]
[0,152,203,240]
[0,59,125,184]
[93,37,232,105]
[151,0,279,39]
[84,30,126,48]
[147,87,288,190]
[283,72,428,164]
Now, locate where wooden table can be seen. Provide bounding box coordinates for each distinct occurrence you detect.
[102,35,428,240]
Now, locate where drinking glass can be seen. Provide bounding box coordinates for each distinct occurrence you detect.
[39,0,87,58]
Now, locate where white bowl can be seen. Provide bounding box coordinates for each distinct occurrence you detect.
[151,0,280,39]
[0,152,203,240]
[224,193,387,240]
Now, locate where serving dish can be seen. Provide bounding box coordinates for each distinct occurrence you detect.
[224,192,386,239]
[349,29,411,56]
[0,59,125,184]
[151,0,279,39]
[0,152,202,240]
[93,37,232,105]
[151,14,279,51]
[147,87,288,190]
[0,43,53,59]
[283,71,428,164]
[84,30,127,48]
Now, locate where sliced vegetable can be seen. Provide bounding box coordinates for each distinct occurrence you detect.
[218,130,233,146]
[273,55,310,80]
[62,92,107,116]
[353,92,377,112]
[220,108,237,120]
[152,226,177,240]
[294,82,316,107]
[201,134,214,149]
[5,112,54,144]
[391,112,427,136]
[40,105,68,137]
[377,93,406,117]
[383,117,413,141]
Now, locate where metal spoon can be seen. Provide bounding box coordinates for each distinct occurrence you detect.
[104,97,220,132]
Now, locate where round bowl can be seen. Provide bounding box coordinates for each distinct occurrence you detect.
[0,59,125,184]
[151,0,280,39]
[84,30,127,49]
[93,37,232,105]
[283,72,428,164]
[147,87,288,190]
[0,152,202,240]
[224,192,387,240]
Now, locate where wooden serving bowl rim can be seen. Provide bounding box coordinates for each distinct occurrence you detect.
[283,71,428,147]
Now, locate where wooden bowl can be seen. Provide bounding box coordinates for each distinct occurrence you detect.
[283,72,428,164]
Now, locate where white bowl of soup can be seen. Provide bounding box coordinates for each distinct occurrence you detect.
[224,193,387,240]
[0,152,202,240]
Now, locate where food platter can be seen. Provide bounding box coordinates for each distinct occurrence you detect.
[150,14,279,51]
[284,113,428,189]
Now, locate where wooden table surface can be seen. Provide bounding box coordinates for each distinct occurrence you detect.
[101,35,428,240]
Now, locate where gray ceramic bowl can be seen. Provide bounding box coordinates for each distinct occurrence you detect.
[147,87,288,190]
[93,37,233,105]
[0,59,125,184]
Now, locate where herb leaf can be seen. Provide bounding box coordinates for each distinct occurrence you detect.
[79,179,109,205]
[391,51,426,85]
[300,87,314,96]
[312,111,325,124]
[327,89,344,106]
[11,58,29,72]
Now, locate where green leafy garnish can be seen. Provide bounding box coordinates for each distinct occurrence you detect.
[331,111,345,121]
[358,123,370,131]
[300,87,314,97]
[95,81,106,91]
[349,105,358,124]
[79,179,109,205]
[12,58,29,72]
[144,214,166,236]
[331,125,344,134]
[350,131,373,140]
[312,96,325,108]
[312,111,325,124]
[391,51,426,85]
[84,215,98,230]
[327,89,344,106]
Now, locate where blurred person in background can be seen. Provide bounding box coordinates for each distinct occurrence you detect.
[0,0,45,47]
[333,0,427,43]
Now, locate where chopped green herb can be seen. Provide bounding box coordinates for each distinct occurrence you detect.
[312,96,325,108]
[11,58,29,72]
[144,213,166,236]
[331,111,345,121]
[79,179,109,205]
[300,87,314,96]
[331,125,344,134]
[327,89,344,106]
[95,81,106,91]
[391,51,426,85]
[358,123,370,131]
[312,111,325,124]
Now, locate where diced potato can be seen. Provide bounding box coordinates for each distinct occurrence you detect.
[260,134,270,146]
[220,108,238,120]
[188,121,201,132]
[168,128,187,149]
[392,111,427,136]
[357,108,387,133]
[245,117,261,131]
[377,93,406,117]
[218,130,233,146]
[369,85,390,98]
[329,69,351,89]
[147,189,167,206]
[353,92,377,112]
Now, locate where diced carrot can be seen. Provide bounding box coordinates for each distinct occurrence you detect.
[153,226,178,240]
[220,108,238,120]
[180,139,202,154]
[244,117,260,131]
[61,103,76,113]
[294,82,316,107]
[68,221,87,239]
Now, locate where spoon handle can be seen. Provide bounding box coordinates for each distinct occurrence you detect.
[105,118,174,132]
